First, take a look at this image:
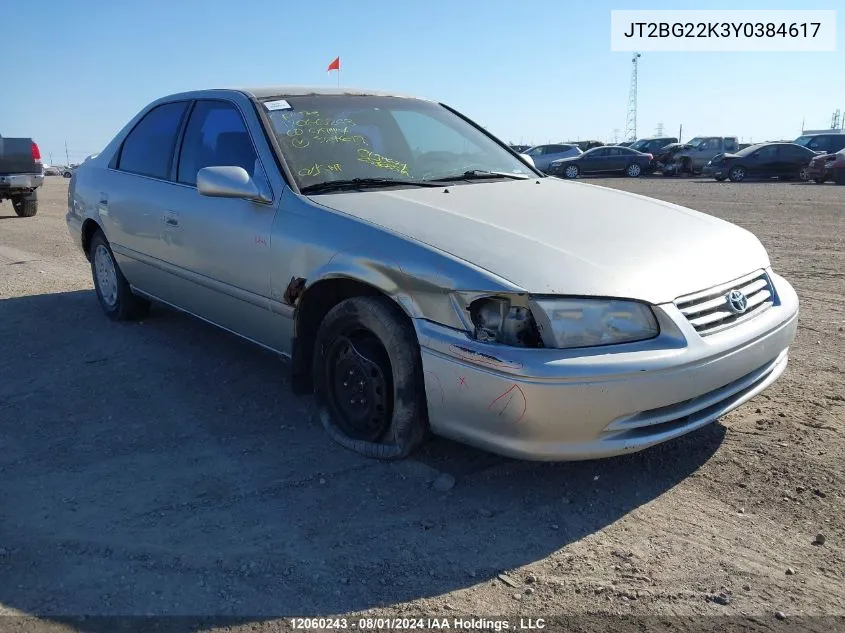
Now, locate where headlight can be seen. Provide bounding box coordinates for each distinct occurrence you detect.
[532,298,659,348]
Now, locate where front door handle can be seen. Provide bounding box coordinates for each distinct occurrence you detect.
[163,211,179,227]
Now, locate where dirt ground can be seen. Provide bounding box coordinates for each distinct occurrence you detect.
[0,176,843,631]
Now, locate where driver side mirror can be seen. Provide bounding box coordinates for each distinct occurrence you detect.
[197,166,271,203]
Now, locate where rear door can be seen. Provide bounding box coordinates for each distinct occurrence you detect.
[102,100,191,292]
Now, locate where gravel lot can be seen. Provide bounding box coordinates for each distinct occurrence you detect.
[1,177,843,630]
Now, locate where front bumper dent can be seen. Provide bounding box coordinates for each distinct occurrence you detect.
[416,273,799,461]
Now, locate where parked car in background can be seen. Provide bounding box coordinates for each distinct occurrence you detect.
[550,145,654,178]
[0,134,43,217]
[509,144,530,153]
[629,136,678,155]
[705,142,819,182]
[65,85,799,461]
[806,149,843,183]
[522,143,582,172]
[793,132,845,155]
[44,165,62,176]
[660,137,739,175]
[565,140,605,151]
[617,141,633,147]
[835,150,845,185]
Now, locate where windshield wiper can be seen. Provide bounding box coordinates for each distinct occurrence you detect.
[300,178,441,194]
[426,170,532,183]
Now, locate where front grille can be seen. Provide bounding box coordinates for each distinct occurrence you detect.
[675,270,774,335]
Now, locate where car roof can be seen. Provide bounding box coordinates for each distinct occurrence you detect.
[236,85,427,100]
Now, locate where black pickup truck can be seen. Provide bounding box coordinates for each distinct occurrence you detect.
[0,135,44,217]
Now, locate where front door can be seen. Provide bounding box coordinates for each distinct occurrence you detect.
[159,99,286,351]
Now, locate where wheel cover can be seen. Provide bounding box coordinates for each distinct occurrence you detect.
[94,244,118,307]
[326,333,392,441]
[565,165,578,178]
[628,164,641,176]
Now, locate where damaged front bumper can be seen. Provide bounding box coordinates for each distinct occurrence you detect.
[416,273,799,461]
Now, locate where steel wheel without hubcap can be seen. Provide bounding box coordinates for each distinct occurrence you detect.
[626,163,642,177]
[728,166,746,182]
[94,244,118,307]
[564,165,579,179]
[325,331,393,442]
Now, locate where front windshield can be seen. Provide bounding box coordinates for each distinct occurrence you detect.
[629,139,648,151]
[793,135,812,147]
[261,95,534,189]
[686,137,705,148]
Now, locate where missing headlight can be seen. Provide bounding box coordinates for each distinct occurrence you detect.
[469,297,543,348]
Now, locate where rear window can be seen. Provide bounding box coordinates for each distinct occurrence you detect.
[117,101,189,179]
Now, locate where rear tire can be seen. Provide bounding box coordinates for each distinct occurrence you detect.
[625,163,642,178]
[11,191,38,217]
[89,231,150,321]
[798,167,809,181]
[313,296,429,460]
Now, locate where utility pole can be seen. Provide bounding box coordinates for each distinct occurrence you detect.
[624,52,641,142]
[678,124,683,143]
[65,141,69,166]
[49,152,53,165]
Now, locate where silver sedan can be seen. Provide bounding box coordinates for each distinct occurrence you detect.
[66,86,799,461]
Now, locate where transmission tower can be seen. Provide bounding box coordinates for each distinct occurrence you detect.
[625,52,641,141]
[612,128,621,144]
[656,122,664,136]
[831,109,841,130]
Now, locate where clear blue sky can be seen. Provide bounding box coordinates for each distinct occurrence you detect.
[3,0,842,164]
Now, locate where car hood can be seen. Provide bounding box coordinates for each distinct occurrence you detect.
[308,178,770,304]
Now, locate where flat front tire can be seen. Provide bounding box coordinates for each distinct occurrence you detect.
[89,231,150,321]
[313,296,428,459]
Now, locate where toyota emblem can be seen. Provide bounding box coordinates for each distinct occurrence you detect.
[726,289,748,314]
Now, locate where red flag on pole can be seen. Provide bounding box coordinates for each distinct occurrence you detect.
[327,56,340,72]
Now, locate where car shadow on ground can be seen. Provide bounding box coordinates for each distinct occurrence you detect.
[0,289,725,628]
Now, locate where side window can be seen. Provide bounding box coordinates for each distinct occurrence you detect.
[177,100,261,186]
[807,136,828,151]
[117,101,188,179]
[758,145,778,158]
[724,138,738,152]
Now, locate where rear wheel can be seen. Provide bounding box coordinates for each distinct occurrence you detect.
[89,231,150,321]
[625,162,642,178]
[11,191,38,217]
[563,164,579,179]
[798,167,809,181]
[313,296,428,459]
[728,165,746,182]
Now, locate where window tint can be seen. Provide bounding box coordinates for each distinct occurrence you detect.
[724,138,738,152]
[806,136,829,151]
[391,109,483,157]
[117,101,188,179]
[755,145,779,158]
[177,100,261,186]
